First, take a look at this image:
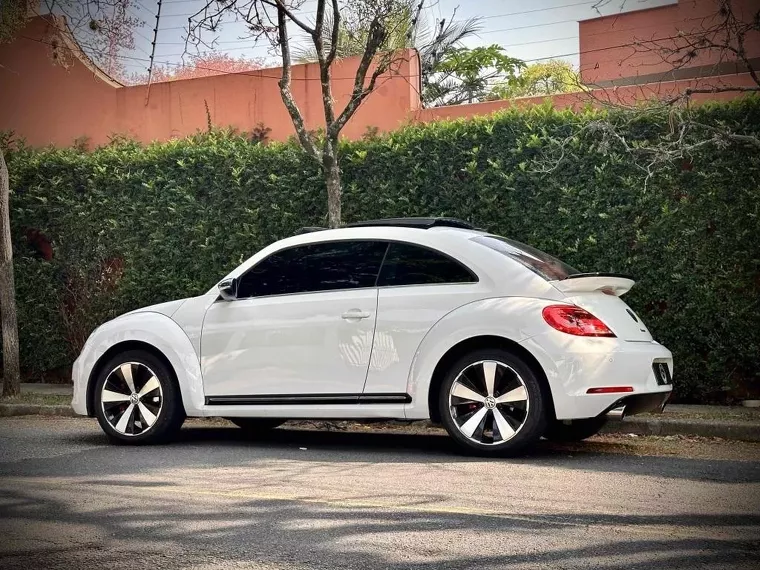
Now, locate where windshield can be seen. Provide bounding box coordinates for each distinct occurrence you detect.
[471,235,579,281]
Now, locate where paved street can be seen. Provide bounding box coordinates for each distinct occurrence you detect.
[1,416,759,569]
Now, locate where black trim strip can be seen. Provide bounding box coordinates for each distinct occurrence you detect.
[205,393,412,406]
[346,217,478,230]
[563,272,633,281]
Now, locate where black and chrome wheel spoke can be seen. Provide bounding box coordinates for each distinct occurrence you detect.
[448,359,530,446]
[458,406,488,438]
[451,380,486,404]
[101,362,163,437]
[492,407,517,441]
[114,403,136,433]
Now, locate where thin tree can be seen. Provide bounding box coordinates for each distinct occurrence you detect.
[188,0,420,228]
[0,0,32,397]
[0,143,19,397]
[0,0,142,397]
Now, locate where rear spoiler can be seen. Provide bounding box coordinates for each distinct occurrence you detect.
[552,273,635,296]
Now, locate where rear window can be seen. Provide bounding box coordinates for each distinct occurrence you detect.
[377,242,476,287]
[471,235,579,281]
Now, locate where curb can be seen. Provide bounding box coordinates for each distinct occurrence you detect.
[602,417,760,442]
[0,404,78,418]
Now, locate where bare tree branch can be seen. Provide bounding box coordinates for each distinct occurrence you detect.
[627,0,760,100]
[275,5,319,161]
[325,0,340,67]
[264,0,314,35]
[330,13,390,137]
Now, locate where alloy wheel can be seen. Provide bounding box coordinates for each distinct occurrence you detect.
[448,359,530,445]
[100,362,163,436]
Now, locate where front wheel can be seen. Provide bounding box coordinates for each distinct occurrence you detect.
[438,349,548,456]
[94,350,185,445]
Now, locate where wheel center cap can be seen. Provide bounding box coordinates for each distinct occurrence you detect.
[129,393,139,405]
[484,396,496,409]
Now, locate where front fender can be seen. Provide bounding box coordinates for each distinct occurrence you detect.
[72,311,205,417]
[404,296,552,419]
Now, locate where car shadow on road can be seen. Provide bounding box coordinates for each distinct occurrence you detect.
[0,484,758,570]
[15,422,757,484]
[185,425,760,482]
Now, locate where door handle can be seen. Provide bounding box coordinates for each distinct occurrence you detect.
[341,309,371,320]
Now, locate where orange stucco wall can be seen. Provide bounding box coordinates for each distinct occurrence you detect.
[1,3,756,149]
[0,16,421,148]
[579,0,760,86]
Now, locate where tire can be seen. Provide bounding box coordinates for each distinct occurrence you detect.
[544,417,607,442]
[94,349,185,445]
[438,348,548,456]
[227,418,286,433]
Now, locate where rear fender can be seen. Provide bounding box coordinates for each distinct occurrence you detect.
[403,297,553,419]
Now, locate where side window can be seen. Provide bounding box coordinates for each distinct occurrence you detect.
[237,240,387,298]
[377,242,477,287]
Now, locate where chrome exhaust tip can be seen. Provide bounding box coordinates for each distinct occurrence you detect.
[606,406,626,421]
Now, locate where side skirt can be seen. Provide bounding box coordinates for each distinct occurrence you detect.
[205,393,412,406]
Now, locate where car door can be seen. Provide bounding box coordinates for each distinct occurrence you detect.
[363,241,484,395]
[201,240,387,398]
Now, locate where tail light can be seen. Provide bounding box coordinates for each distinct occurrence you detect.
[542,305,616,337]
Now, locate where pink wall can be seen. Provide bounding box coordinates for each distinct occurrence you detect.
[1,5,755,150]
[579,0,760,86]
[0,16,420,148]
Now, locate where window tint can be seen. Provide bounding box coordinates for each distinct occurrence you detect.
[471,235,579,281]
[237,241,387,298]
[377,242,476,287]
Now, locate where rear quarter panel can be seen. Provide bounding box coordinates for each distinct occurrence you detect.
[403,296,560,419]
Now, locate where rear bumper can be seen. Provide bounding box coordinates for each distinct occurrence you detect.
[520,333,673,420]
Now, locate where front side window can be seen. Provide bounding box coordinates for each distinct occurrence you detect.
[377,242,477,287]
[237,240,387,298]
[471,235,579,281]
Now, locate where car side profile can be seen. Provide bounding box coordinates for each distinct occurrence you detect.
[72,217,673,455]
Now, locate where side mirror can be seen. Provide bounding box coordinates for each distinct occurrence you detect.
[218,277,238,301]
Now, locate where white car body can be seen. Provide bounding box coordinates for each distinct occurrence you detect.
[72,223,673,431]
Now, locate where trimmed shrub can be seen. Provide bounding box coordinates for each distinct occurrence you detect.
[6,98,760,401]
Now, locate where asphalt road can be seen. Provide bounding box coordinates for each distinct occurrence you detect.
[1,416,759,570]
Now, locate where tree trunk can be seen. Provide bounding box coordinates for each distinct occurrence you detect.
[323,145,342,229]
[0,148,20,398]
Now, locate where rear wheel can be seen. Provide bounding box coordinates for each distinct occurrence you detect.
[438,349,548,456]
[94,350,185,445]
[227,418,286,433]
[544,417,607,442]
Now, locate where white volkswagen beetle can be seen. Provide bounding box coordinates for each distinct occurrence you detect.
[72,218,673,455]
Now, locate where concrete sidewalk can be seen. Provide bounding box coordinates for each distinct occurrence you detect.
[602,404,760,441]
[4,383,760,442]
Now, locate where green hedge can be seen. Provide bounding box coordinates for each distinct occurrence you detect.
[6,98,760,401]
